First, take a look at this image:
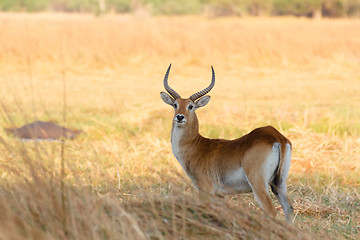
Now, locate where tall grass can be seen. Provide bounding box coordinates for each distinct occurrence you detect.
[0,13,359,239]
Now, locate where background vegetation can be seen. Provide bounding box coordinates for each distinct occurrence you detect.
[0,13,359,239]
[0,0,359,17]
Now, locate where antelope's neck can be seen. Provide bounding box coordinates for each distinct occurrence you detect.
[171,122,200,173]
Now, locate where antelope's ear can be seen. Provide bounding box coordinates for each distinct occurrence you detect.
[195,95,210,109]
[160,92,174,105]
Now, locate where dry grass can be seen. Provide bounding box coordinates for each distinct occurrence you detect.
[0,13,359,239]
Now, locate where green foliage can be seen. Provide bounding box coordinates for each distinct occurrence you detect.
[0,0,359,17]
[345,0,360,16]
[25,0,50,11]
[65,0,97,12]
[246,0,273,15]
[0,0,49,11]
[144,0,203,15]
[203,0,273,16]
[322,0,345,17]
[0,0,16,11]
[273,0,323,16]
[49,0,131,13]
[106,0,132,13]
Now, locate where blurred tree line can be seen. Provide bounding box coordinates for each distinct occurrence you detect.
[0,0,359,17]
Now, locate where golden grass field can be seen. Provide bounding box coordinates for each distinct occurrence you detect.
[0,13,359,239]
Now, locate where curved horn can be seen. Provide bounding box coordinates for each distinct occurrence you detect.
[163,64,181,100]
[190,66,215,101]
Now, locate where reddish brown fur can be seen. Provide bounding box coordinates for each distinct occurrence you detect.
[175,117,290,192]
[167,96,293,220]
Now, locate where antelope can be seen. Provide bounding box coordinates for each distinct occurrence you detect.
[160,64,294,222]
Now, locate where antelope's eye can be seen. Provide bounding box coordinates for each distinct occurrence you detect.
[188,105,193,110]
[173,103,177,108]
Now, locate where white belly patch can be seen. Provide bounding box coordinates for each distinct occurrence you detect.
[220,167,252,194]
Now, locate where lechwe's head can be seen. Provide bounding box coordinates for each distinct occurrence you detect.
[160,64,215,128]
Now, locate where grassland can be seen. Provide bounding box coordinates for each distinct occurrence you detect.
[0,13,359,239]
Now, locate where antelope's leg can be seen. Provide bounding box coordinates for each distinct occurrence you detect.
[247,174,276,218]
